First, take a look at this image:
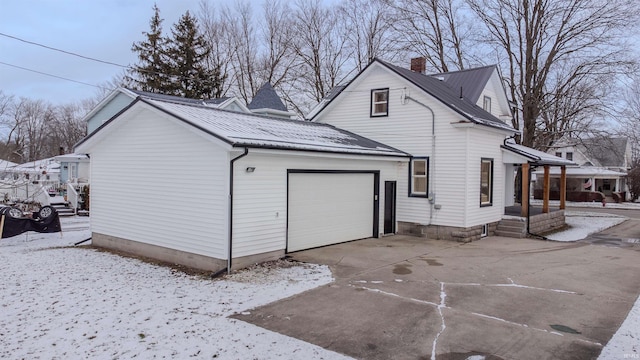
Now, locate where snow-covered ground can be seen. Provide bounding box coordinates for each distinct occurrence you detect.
[0,217,349,359]
[0,211,637,359]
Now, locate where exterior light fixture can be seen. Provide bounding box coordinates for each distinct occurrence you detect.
[246,167,256,173]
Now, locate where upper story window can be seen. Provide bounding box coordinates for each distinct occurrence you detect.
[566,152,573,161]
[483,96,492,113]
[480,158,493,207]
[409,157,429,197]
[555,152,562,158]
[371,88,389,117]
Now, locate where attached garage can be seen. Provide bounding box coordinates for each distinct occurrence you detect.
[75,94,408,273]
[287,171,379,252]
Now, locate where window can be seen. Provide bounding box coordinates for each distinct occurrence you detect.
[480,158,493,206]
[566,152,573,161]
[483,96,492,112]
[409,158,429,197]
[481,224,488,237]
[555,152,562,158]
[371,88,389,117]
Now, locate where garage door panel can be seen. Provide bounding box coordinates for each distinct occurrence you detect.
[288,172,375,252]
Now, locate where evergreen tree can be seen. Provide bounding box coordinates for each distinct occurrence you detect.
[129,4,169,93]
[164,11,223,99]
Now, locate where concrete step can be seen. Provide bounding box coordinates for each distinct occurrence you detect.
[496,224,525,233]
[495,230,526,238]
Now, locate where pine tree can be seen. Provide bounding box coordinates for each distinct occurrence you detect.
[164,11,223,99]
[129,4,169,93]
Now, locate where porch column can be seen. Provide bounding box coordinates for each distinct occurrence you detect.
[521,163,530,217]
[560,166,566,210]
[542,165,550,213]
[615,178,620,193]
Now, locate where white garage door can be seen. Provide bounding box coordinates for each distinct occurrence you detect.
[288,172,375,252]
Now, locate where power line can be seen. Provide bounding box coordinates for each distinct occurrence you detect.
[0,61,112,90]
[0,32,129,69]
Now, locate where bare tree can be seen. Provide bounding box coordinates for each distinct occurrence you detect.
[390,0,472,72]
[468,0,639,149]
[8,98,55,162]
[337,0,400,71]
[290,0,351,108]
[198,0,234,97]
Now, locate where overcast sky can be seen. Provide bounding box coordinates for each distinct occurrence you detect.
[0,0,204,105]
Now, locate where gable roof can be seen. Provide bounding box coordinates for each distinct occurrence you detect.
[431,65,496,103]
[76,96,409,158]
[248,83,288,112]
[579,137,629,168]
[309,58,516,133]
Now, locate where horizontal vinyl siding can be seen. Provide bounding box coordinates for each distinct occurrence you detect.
[90,107,229,259]
[232,152,400,258]
[464,129,506,227]
[316,65,474,227]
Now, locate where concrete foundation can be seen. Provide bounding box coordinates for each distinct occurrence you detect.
[92,233,284,272]
[397,221,499,243]
[528,210,566,235]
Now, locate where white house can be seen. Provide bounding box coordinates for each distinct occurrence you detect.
[75,95,408,272]
[535,137,631,201]
[75,58,571,273]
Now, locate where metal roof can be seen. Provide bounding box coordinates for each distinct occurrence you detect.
[432,65,496,103]
[502,142,576,166]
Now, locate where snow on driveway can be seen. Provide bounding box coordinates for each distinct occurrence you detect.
[545,211,627,242]
[0,218,350,359]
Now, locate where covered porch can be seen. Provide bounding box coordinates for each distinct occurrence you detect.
[500,142,576,237]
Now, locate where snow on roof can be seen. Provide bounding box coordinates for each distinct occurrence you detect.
[502,142,575,166]
[532,167,627,177]
[7,157,60,174]
[144,98,409,157]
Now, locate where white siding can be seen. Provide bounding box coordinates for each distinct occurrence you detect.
[231,151,400,258]
[315,63,500,228]
[463,128,506,227]
[89,107,229,259]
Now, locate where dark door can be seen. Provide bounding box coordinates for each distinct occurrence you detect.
[384,181,396,234]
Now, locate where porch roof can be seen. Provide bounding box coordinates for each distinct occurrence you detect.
[533,166,626,177]
[501,142,575,166]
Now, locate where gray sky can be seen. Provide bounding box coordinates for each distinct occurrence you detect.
[0,0,203,105]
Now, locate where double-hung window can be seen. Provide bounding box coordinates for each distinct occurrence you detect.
[410,157,428,197]
[483,96,492,113]
[480,158,493,206]
[371,88,389,117]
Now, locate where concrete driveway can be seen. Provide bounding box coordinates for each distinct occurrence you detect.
[234,232,640,359]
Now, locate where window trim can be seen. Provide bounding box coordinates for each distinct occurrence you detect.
[565,152,573,161]
[409,157,429,198]
[370,88,389,117]
[480,158,494,207]
[483,95,492,113]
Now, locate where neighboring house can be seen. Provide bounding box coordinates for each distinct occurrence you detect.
[55,153,90,184]
[247,82,297,119]
[0,157,61,206]
[75,94,408,272]
[535,137,631,200]
[75,58,571,273]
[85,88,252,135]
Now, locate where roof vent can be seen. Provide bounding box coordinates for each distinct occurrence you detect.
[436,76,445,81]
[410,57,426,74]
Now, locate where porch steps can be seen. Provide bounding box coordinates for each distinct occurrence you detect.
[50,201,75,217]
[496,218,526,238]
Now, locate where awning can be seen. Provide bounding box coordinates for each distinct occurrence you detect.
[501,142,576,166]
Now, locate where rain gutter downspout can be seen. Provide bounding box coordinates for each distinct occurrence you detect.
[525,163,547,240]
[227,147,249,275]
[405,95,436,225]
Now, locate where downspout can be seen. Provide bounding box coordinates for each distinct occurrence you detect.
[526,163,547,240]
[226,147,249,276]
[405,95,436,225]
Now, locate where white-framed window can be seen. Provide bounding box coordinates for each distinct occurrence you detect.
[483,95,492,113]
[555,152,562,158]
[566,152,573,161]
[481,224,488,237]
[409,157,428,197]
[480,158,493,206]
[371,88,389,117]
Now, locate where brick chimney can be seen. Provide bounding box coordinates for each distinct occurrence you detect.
[410,57,426,74]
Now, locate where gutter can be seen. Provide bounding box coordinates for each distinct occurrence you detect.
[225,147,249,276]
[404,95,436,225]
